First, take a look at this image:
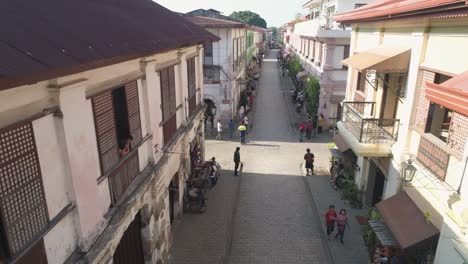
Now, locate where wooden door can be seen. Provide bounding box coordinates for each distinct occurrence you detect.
[113,213,145,264]
[16,239,48,264]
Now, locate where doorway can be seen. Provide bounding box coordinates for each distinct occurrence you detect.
[113,213,145,264]
[169,172,179,224]
[379,74,400,121]
[367,160,386,206]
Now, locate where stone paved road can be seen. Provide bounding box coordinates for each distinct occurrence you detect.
[225,51,330,264]
[169,50,369,264]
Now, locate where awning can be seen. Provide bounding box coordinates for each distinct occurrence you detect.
[333,134,350,152]
[376,191,439,249]
[341,46,411,73]
[426,70,468,116]
[368,220,399,246]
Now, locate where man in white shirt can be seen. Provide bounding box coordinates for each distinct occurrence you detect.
[243,115,249,133]
[216,120,223,140]
[239,106,245,119]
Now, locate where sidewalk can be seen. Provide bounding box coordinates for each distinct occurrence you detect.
[169,164,240,264]
[306,176,369,264]
[282,72,370,264]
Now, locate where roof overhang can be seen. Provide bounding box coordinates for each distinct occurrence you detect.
[376,191,440,249]
[426,71,468,116]
[341,46,411,73]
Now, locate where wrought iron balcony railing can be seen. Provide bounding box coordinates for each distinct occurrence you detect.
[341,102,400,144]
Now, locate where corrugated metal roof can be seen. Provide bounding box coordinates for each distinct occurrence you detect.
[184,15,247,28]
[334,0,466,22]
[0,0,220,90]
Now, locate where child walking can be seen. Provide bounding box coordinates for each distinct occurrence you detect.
[335,209,349,244]
[325,205,337,239]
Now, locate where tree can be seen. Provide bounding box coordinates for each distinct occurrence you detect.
[229,11,267,28]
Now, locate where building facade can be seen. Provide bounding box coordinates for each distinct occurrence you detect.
[0,1,218,263]
[335,1,468,262]
[184,15,248,125]
[288,0,372,127]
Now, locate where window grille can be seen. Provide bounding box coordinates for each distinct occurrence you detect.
[92,91,120,174]
[160,66,178,144]
[0,122,49,256]
[125,81,142,144]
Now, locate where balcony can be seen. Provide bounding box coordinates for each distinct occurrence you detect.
[293,19,350,39]
[108,151,140,204]
[203,65,221,83]
[337,102,400,157]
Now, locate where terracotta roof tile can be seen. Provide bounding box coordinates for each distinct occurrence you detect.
[334,0,466,22]
[0,0,220,90]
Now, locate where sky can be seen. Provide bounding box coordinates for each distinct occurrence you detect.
[153,0,308,27]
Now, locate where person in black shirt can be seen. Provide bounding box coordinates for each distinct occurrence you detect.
[234,147,241,176]
[304,148,315,176]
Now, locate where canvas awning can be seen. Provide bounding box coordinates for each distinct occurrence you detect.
[368,220,399,246]
[426,70,468,116]
[341,46,411,73]
[376,191,439,249]
[333,134,350,152]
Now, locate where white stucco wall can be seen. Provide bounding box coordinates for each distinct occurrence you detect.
[0,43,203,262]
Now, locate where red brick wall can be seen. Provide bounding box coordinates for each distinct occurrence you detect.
[414,70,435,132]
[448,112,468,158]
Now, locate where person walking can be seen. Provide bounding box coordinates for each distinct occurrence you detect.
[303,148,315,176]
[335,209,349,244]
[239,106,245,119]
[318,113,325,134]
[243,115,249,133]
[233,147,241,176]
[238,122,247,144]
[208,160,218,188]
[306,117,313,140]
[298,121,306,142]
[216,120,223,140]
[325,205,337,239]
[228,119,235,139]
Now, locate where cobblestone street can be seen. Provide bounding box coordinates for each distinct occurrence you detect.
[169,50,368,264]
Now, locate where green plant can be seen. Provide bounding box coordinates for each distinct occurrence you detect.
[288,57,303,82]
[304,77,320,117]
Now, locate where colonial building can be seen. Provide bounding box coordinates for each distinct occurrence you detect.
[335,0,468,262]
[288,0,372,127]
[0,0,218,263]
[184,15,248,124]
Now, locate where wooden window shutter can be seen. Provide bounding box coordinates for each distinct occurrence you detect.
[168,66,177,114]
[124,81,142,144]
[160,68,170,121]
[187,58,196,97]
[0,123,49,256]
[92,91,120,174]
